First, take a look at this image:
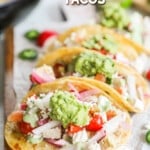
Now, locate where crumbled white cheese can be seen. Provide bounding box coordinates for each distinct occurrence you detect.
[42,127,61,139]
[104,114,126,134]
[64,38,74,47]
[133,98,144,111]
[101,112,107,122]
[64,30,86,47]
[27,92,53,114]
[46,37,62,49]
[126,75,137,101]
[132,54,150,74]
[27,95,37,108]
[72,129,88,144]
[115,53,130,65]
[70,30,86,42]
[98,96,111,112]
[126,75,144,110]
[112,76,129,100]
[86,142,101,150]
[72,72,82,77]
[137,87,144,102]
[28,107,38,114]
[34,92,53,110]
[130,12,143,31]
[70,32,77,41]
[130,12,143,44]
[98,96,110,104]
[39,93,46,98]
[112,77,126,88]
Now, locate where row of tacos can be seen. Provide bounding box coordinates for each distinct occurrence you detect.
[46,25,150,75]
[5,24,150,150]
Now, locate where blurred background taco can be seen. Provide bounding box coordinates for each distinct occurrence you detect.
[32,47,150,112]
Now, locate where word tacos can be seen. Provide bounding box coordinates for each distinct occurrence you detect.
[33,47,150,112]
[5,78,131,150]
[47,25,150,75]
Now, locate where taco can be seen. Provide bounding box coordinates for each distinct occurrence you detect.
[46,24,150,75]
[5,78,131,150]
[34,47,150,112]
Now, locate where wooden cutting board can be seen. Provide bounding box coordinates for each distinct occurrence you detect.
[133,0,150,13]
[4,26,16,150]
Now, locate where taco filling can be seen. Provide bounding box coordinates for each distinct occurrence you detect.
[7,83,129,149]
[50,26,150,75]
[51,29,131,64]
[31,51,145,111]
[81,34,117,55]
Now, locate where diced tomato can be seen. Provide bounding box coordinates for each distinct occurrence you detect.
[18,121,34,134]
[113,55,117,60]
[20,103,28,111]
[37,30,58,47]
[78,89,88,94]
[67,124,83,134]
[95,74,106,82]
[100,49,108,55]
[74,84,90,93]
[68,82,92,94]
[86,114,103,132]
[115,87,123,94]
[106,110,116,121]
[53,63,65,78]
[8,111,23,122]
[145,70,150,81]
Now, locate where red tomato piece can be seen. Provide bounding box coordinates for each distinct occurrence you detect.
[20,103,28,111]
[100,49,108,55]
[67,124,83,134]
[115,87,123,94]
[106,110,116,121]
[18,121,34,134]
[146,70,150,81]
[95,74,106,82]
[37,30,58,47]
[86,114,103,131]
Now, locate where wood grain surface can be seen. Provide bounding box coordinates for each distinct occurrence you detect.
[4,26,16,150]
[4,26,16,118]
[133,0,150,14]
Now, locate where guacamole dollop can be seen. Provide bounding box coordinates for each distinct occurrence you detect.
[82,34,118,54]
[49,91,90,128]
[73,51,116,78]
